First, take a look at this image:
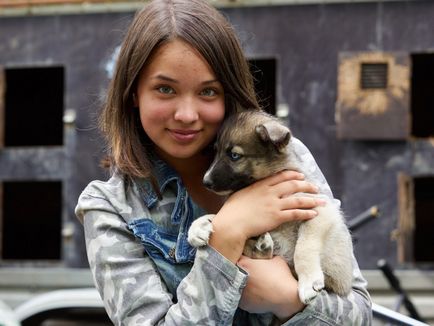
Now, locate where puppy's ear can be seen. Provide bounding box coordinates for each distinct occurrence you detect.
[256,121,291,151]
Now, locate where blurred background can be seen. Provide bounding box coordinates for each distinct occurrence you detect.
[0,0,433,325]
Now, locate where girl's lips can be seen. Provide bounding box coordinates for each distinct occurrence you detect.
[168,129,201,142]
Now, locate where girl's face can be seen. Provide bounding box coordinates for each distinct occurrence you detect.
[135,39,225,163]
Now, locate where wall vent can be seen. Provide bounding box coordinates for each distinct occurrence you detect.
[361,63,388,89]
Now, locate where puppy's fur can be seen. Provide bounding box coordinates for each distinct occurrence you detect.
[188,110,353,304]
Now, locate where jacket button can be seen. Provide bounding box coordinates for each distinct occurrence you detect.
[169,247,176,259]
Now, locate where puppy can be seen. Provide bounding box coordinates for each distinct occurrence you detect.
[188,110,353,304]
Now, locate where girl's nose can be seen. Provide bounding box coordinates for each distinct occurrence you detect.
[174,98,199,123]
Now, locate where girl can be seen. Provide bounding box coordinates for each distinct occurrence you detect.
[75,0,372,324]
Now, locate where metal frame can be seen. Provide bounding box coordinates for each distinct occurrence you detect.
[0,0,424,17]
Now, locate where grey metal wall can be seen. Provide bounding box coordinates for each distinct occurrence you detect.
[221,1,434,269]
[0,1,433,269]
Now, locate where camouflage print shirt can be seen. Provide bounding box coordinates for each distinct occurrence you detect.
[75,137,372,326]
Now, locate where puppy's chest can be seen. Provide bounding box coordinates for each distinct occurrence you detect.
[269,221,301,265]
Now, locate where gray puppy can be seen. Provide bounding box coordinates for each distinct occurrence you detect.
[188,110,353,304]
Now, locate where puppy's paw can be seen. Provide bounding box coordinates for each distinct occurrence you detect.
[298,277,324,304]
[298,284,319,304]
[312,279,325,292]
[253,232,274,259]
[243,233,274,259]
[187,214,215,248]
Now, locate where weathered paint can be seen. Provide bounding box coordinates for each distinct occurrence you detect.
[336,52,410,139]
[337,52,409,116]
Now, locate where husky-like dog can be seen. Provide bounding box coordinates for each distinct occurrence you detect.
[188,110,353,304]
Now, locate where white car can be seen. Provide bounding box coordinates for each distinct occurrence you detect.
[0,288,429,326]
[0,300,20,326]
[1,288,109,326]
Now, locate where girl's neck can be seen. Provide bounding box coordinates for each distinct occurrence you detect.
[156,150,224,214]
[163,153,211,179]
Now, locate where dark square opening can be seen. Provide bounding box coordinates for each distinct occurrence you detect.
[411,53,434,138]
[249,58,276,115]
[1,181,62,260]
[413,176,434,262]
[4,66,64,147]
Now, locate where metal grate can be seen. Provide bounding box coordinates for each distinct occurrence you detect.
[361,63,388,89]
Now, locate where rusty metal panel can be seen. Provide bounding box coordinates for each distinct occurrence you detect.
[336,52,410,140]
[396,173,415,264]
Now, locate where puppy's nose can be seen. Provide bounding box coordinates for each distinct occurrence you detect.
[203,175,213,190]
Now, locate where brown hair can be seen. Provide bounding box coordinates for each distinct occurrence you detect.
[100,0,259,184]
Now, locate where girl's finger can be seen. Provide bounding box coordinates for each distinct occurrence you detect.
[278,209,318,222]
[278,196,326,210]
[273,180,319,197]
[263,170,305,187]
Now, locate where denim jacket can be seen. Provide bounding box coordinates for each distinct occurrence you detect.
[75,137,372,325]
[127,160,206,299]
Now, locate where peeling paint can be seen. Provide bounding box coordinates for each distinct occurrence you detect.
[104,45,120,79]
[337,52,409,116]
[307,81,321,106]
[386,155,406,169]
[413,152,434,174]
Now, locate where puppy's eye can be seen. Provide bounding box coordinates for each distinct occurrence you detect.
[228,151,242,162]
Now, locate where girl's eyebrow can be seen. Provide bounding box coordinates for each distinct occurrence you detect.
[202,79,220,85]
[153,74,219,85]
[154,74,178,83]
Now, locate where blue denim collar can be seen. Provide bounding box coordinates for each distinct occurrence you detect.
[138,156,187,224]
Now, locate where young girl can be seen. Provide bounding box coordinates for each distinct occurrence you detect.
[75,0,372,324]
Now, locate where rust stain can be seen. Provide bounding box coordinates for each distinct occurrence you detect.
[397,173,415,263]
[430,138,434,146]
[337,52,409,116]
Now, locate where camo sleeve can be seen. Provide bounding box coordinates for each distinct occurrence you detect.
[76,183,248,326]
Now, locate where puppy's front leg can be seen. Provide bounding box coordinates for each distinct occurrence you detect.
[187,214,215,247]
[294,214,328,304]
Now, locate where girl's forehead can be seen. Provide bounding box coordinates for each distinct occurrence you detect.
[138,39,218,83]
[153,38,205,61]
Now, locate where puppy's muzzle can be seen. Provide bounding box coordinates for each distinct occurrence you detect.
[203,175,214,190]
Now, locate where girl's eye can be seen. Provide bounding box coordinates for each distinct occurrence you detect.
[227,151,242,162]
[158,86,175,94]
[200,88,217,97]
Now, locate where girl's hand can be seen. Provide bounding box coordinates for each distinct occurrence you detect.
[237,255,305,321]
[209,170,324,262]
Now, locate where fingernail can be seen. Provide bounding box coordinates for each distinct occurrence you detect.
[317,199,327,206]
